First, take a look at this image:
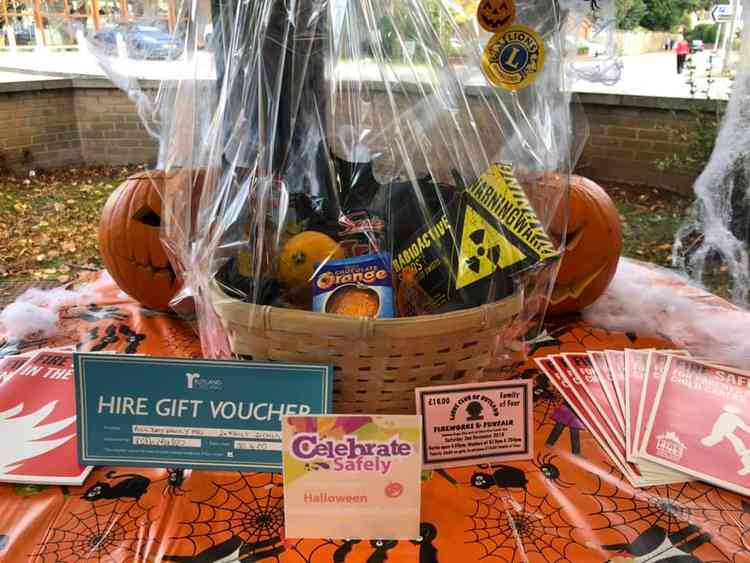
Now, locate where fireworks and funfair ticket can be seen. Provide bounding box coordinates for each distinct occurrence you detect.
[282,415,421,540]
[624,349,652,461]
[563,353,623,446]
[534,357,639,486]
[605,350,627,414]
[536,355,687,487]
[641,357,750,497]
[415,380,532,469]
[634,350,689,456]
[588,351,625,431]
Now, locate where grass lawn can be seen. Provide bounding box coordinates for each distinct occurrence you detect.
[0,165,700,294]
[0,166,138,283]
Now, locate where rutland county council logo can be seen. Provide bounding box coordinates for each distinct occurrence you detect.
[185,373,223,391]
[655,432,687,462]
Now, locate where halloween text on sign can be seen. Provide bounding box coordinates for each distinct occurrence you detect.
[74,353,332,472]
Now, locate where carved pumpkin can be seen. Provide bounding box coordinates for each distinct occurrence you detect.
[99,171,179,311]
[477,0,516,33]
[547,175,622,315]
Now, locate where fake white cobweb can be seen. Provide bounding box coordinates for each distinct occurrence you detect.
[674,0,750,306]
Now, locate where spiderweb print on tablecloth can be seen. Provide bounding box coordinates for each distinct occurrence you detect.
[286,539,348,563]
[32,497,156,562]
[586,462,750,562]
[465,485,581,562]
[170,472,285,558]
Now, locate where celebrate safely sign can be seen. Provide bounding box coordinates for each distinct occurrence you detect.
[74,353,332,472]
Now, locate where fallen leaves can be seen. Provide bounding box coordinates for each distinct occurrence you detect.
[0,165,138,282]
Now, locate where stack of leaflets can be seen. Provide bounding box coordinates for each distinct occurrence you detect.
[537,350,750,494]
[0,348,92,486]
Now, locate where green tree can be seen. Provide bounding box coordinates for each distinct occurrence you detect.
[639,0,706,30]
[616,0,648,30]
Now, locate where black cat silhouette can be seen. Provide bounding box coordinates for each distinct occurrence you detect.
[410,522,438,563]
[333,539,361,562]
[367,539,398,563]
[82,472,151,502]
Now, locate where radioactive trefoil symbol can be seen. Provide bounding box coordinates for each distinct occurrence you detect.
[466,229,502,274]
[456,205,525,289]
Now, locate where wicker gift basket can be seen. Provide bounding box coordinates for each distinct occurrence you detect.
[211,281,524,413]
[142,0,573,414]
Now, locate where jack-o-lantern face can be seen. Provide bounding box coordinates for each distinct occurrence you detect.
[477,0,516,33]
[99,171,180,311]
[544,175,622,315]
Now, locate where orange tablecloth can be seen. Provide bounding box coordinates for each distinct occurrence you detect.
[0,275,749,562]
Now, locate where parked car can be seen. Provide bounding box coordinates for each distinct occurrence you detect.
[92,23,182,60]
[691,39,704,53]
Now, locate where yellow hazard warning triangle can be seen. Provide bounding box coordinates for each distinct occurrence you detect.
[456,205,526,289]
[464,163,558,264]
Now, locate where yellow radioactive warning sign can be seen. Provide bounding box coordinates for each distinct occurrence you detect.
[464,163,558,263]
[456,205,526,289]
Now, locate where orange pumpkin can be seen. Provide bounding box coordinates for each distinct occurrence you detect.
[477,0,516,33]
[99,171,180,311]
[547,175,622,315]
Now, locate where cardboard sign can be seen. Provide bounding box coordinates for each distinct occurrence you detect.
[415,380,532,469]
[282,415,422,540]
[75,354,332,472]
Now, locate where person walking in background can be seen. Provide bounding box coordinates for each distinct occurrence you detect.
[675,36,690,74]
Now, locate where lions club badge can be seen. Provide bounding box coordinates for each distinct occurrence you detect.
[476,0,516,33]
[481,25,545,91]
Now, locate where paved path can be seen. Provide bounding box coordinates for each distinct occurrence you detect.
[0,49,736,99]
[571,51,734,100]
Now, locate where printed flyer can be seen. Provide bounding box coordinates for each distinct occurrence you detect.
[415,380,532,469]
[624,349,651,461]
[641,357,750,496]
[0,350,92,485]
[282,415,421,540]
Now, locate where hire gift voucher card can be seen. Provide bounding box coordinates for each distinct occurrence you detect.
[75,353,332,472]
[282,415,422,540]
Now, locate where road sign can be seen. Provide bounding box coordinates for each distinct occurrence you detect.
[711,4,736,22]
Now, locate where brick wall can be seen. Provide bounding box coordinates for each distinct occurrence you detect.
[73,84,158,166]
[0,85,82,170]
[0,80,718,197]
[574,94,721,195]
[0,79,157,173]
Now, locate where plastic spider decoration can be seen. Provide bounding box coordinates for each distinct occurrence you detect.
[532,453,574,489]
[585,462,750,562]
[119,325,146,354]
[471,464,529,491]
[89,325,120,352]
[156,468,190,498]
